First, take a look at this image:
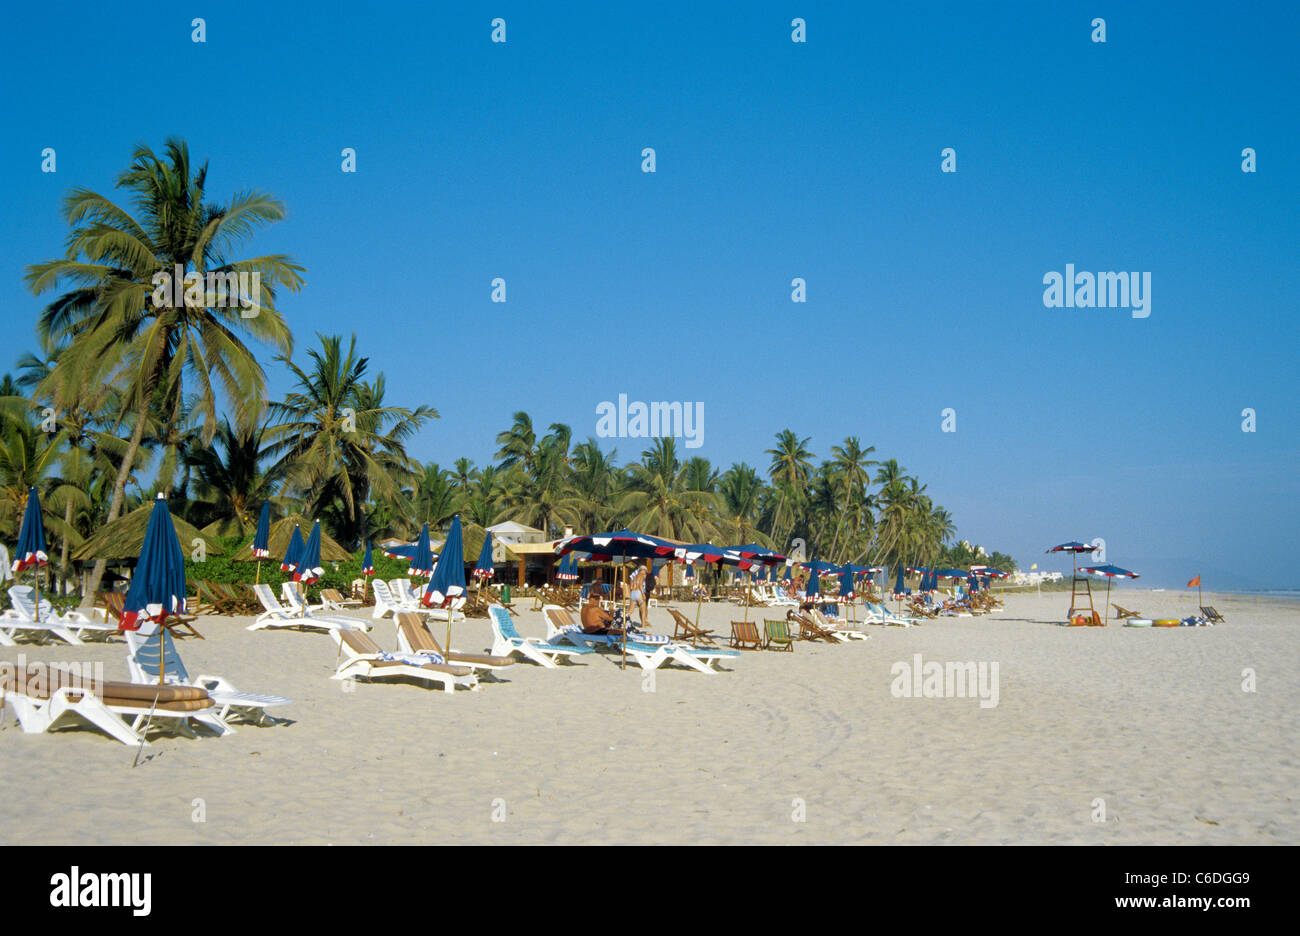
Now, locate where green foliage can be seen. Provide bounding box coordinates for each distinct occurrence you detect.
[183,549,413,596]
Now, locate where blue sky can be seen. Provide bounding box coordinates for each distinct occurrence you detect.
[1,2,1296,588]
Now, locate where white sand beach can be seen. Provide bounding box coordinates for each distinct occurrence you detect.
[2,589,1296,845]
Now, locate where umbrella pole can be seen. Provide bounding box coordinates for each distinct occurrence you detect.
[256,558,261,585]
[1105,578,1112,625]
[743,569,752,623]
[33,567,40,624]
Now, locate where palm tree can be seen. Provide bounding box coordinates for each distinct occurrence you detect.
[826,437,876,558]
[185,418,281,536]
[765,429,813,545]
[494,412,537,472]
[718,462,768,546]
[25,138,305,599]
[268,333,436,544]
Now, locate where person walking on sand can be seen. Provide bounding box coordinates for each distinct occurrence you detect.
[628,563,649,628]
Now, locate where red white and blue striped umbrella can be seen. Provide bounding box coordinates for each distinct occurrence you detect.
[1079,564,1139,625]
[361,540,374,576]
[1079,564,1139,579]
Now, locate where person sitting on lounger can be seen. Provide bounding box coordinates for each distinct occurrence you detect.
[581,591,624,635]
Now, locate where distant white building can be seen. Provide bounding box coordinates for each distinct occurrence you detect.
[486,520,546,546]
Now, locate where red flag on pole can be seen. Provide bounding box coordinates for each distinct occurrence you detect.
[1187,575,1201,588]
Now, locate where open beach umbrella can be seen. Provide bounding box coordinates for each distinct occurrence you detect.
[1046,541,1097,573]
[1079,563,1139,624]
[409,523,435,579]
[677,542,758,640]
[280,526,304,573]
[119,494,187,644]
[557,530,680,667]
[12,487,49,622]
[425,515,467,650]
[293,521,325,586]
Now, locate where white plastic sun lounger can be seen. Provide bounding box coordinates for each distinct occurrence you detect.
[487,606,594,668]
[1,586,117,646]
[278,583,369,630]
[865,602,919,627]
[370,579,416,619]
[542,605,739,674]
[810,606,871,641]
[391,578,467,624]
[2,662,231,745]
[124,629,291,726]
[329,627,478,694]
[247,583,364,632]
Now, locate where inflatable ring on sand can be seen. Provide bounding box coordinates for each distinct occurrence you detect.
[1152,619,1180,627]
[1124,618,1154,627]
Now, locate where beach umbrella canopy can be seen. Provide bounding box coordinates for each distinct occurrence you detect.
[555,553,579,581]
[409,523,435,579]
[557,529,679,562]
[11,487,48,573]
[424,515,467,606]
[839,568,855,599]
[801,559,842,577]
[753,564,768,583]
[280,525,304,572]
[251,502,272,558]
[1080,563,1140,579]
[119,494,187,633]
[294,521,325,584]
[782,565,793,582]
[728,543,788,567]
[893,565,907,596]
[361,540,374,576]
[1079,563,1140,624]
[473,532,496,581]
[382,542,416,560]
[806,560,822,598]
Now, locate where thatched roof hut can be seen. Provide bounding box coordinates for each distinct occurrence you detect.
[72,502,225,561]
[231,513,352,562]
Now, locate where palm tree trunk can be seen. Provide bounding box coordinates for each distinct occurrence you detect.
[78,405,147,607]
[60,496,73,597]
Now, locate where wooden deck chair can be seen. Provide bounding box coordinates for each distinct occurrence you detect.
[763,618,796,651]
[101,591,203,639]
[1112,605,1141,620]
[1200,606,1227,624]
[790,612,842,643]
[394,612,515,675]
[729,620,763,650]
[320,588,361,610]
[666,607,717,644]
